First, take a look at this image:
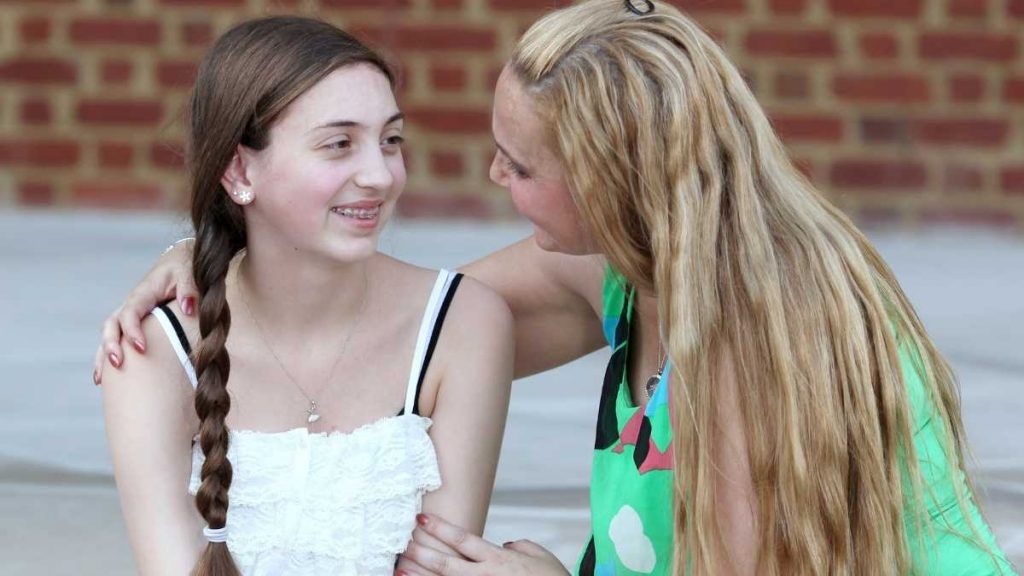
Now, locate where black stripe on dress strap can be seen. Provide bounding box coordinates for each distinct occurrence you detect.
[412,273,464,416]
[156,302,191,355]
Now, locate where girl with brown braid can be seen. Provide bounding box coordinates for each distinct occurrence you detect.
[100,17,512,576]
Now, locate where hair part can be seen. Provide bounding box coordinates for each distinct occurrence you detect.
[512,1,988,573]
[184,16,393,575]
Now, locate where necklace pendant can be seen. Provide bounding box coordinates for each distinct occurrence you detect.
[645,374,661,399]
[306,401,321,424]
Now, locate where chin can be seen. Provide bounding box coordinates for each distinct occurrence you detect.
[532,227,593,256]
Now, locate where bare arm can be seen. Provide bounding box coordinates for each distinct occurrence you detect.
[460,236,606,379]
[397,278,514,575]
[102,310,204,574]
[709,347,758,575]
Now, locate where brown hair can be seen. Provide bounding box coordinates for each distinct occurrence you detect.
[185,17,392,575]
[512,1,992,574]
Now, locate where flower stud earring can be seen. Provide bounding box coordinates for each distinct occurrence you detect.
[234,188,254,205]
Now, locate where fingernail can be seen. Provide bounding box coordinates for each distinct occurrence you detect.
[182,297,194,316]
[109,353,121,369]
[132,339,146,354]
[93,369,100,386]
[395,571,407,576]
[416,513,428,526]
[503,541,514,547]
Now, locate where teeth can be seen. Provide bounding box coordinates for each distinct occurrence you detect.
[333,206,380,219]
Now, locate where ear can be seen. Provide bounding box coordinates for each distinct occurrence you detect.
[221,145,256,206]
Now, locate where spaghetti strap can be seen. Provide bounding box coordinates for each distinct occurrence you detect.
[152,303,198,389]
[401,269,464,416]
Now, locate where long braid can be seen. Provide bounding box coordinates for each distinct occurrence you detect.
[191,214,244,576]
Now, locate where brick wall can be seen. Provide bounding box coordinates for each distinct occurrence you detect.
[1,0,1023,227]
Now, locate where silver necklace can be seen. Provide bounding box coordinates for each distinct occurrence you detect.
[237,256,368,426]
[645,349,666,400]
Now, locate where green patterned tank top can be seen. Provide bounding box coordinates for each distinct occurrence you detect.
[577,266,1016,575]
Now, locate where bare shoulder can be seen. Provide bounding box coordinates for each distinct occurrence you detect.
[102,299,198,430]
[447,274,515,337]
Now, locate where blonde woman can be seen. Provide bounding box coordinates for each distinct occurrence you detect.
[95,1,1016,574]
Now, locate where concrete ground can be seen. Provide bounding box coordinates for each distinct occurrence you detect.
[0,209,1021,574]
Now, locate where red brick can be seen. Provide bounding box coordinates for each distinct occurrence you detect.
[20,98,51,125]
[430,64,467,92]
[431,151,464,177]
[1004,77,1024,102]
[665,0,748,12]
[157,61,198,88]
[356,26,496,52]
[0,140,80,167]
[1009,0,1024,17]
[17,182,55,206]
[829,0,921,17]
[834,74,930,103]
[922,208,1016,228]
[99,143,134,168]
[487,0,583,9]
[182,21,213,46]
[950,75,985,103]
[775,72,810,100]
[398,192,491,218]
[72,182,164,209]
[919,33,1017,62]
[70,19,161,46]
[101,60,133,84]
[943,165,985,192]
[1002,168,1024,194]
[830,160,927,189]
[913,119,1008,146]
[746,30,837,58]
[160,0,245,5]
[20,17,51,43]
[0,58,77,85]
[860,118,911,143]
[407,107,490,134]
[769,0,805,13]
[322,0,412,7]
[151,142,185,169]
[432,0,463,8]
[770,114,844,142]
[859,33,899,59]
[948,0,988,17]
[77,100,163,126]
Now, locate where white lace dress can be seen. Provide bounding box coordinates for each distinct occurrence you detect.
[152,269,463,575]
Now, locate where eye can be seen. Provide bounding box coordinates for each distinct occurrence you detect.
[505,157,528,179]
[325,139,351,151]
[383,135,405,147]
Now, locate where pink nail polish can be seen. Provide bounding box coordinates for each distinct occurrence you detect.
[416,514,428,526]
[93,370,100,386]
[132,339,146,354]
[182,297,194,316]
[109,353,121,369]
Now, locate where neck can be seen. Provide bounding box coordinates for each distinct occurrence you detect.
[233,244,371,339]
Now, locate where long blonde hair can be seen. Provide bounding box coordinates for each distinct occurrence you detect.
[511,1,979,573]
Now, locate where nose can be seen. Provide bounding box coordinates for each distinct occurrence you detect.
[488,152,508,187]
[353,147,395,191]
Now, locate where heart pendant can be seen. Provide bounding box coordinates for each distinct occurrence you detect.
[307,413,321,424]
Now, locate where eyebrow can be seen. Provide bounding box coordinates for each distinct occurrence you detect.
[495,141,530,173]
[311,112,405,131]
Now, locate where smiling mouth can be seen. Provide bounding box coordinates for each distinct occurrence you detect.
[331,205,381,220]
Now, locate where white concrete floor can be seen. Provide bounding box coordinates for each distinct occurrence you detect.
[0,209,1021,574]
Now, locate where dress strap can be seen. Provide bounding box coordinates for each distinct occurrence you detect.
[151,303,198,389]
[401,269,464,416]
